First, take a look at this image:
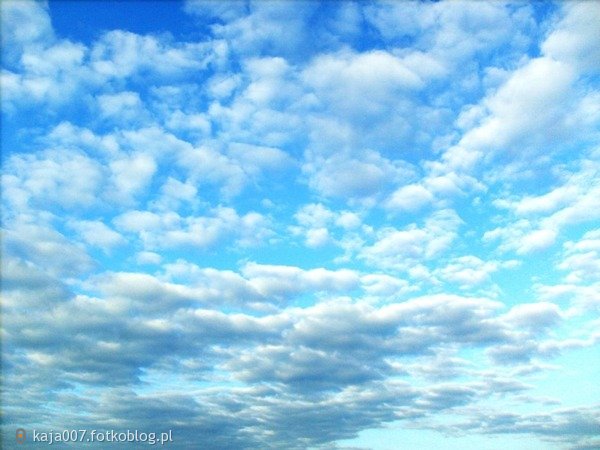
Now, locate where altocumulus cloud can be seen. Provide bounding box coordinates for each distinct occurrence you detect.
[1,1,599,449]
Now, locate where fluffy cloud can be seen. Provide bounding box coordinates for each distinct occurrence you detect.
[90,30,214,78]
[542,2,600,74]
[364,2,523,63]
[360,209,462,270]
[534,230,600,314]
[560,230,600,284]
[68,219,126,249]
[3,222,95,278]
[290,203,363,248]
[302,50,423,116]
[435,255,511,290]
[113,207,272,250]
[3,148,104,210]
[241,263,359,300]
[485,157,600,255]
[461,58,575,156]
[0,1,54,54]
[303,149,415,204]
[386,183,435,212]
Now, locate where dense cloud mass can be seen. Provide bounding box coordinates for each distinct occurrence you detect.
[1,1,599,449]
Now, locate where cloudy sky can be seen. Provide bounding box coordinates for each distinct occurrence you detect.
[1,1,599,448]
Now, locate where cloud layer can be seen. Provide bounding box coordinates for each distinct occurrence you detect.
[2,1,599,449]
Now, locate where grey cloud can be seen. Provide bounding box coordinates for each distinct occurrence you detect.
[2,221,96,277]
[4,247,589,449]
[0,257,72,305]
[2,257,596,449]
[225,345,388,391]
[457,406,600,448]
[415,384,479,413]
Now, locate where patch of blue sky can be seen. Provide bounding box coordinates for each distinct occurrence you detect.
[533,347,600,405]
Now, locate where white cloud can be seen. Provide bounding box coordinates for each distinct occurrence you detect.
[120,125,192,156]
[485,158,600,254]
[430,4,600,196]
[97,91,145,121]
[21,40,86,75]
[1,1,53,49]
[461,57,575,158]
[302,50,423,117]
[241,263,359,300]
[135,251,162,265]
[206,73,241,98]
[335,211,361,230]
[90,30,214,78]
[174,139,294,199]
[46,122,119,156]
[241,56,296,105]
[294,203,335,228]
[304,227,330,248]
[531,230,600,314]
[512,185,579,216]
[536,283,600,315]
[542,2,600,74]
[165,110,211,135]
[360,209,462,270]
[483,221,557,255]
[115,127,286,199]
[560,230,600,284]
[360,274,415,298]
[0,1,95,110]
[303,149,412,203]
[227,142,294,175]
[113,207,271,250]
[90,271,203,310]
[4,148,103,210]
[128,260,419,306]
[386,184,434,212]
[162,177,197,201]
[542,187,600,232]
[108,153,156,203]
[2,8,221,110]
[436,256,501,289]
[189,1,315,59]
[365,2,519,63]
[501,303,562,330]
[113,210,165,232]
[150,177,198,211]
[290,203,366,249]
[68,220,126,249]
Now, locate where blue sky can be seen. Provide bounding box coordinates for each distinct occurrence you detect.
[1,1,599,449]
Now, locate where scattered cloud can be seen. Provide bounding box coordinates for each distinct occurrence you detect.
[2,1,599,449]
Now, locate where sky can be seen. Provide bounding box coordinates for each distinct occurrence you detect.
[1,1,599,449]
